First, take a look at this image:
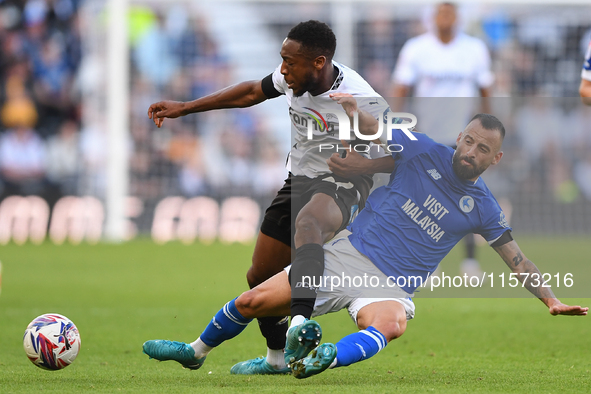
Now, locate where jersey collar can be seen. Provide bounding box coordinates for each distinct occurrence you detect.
[329,62,344,91]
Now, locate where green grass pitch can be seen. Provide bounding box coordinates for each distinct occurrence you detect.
[0,238,589,393]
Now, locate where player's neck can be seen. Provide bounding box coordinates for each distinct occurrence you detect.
[309,64,338,96]
[437,29,454,44]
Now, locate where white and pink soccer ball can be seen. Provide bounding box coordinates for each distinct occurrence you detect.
[23,313,81,370]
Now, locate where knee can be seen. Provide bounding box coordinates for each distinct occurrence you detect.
[381,320,406,342]
[246,266,265,289]
[359,318,406,343]
[235,289,264,319]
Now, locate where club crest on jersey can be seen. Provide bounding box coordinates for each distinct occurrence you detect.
[459,196,474,213]
[427,169,441,180]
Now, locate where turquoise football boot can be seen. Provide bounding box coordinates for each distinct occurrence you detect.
[284,319,322,365]
[290,343,337,379]
[230,357,291,375]
[142,340,206,370]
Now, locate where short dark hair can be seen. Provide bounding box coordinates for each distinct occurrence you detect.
[438,2,457,10]
[287,20,336,60]
[469,113,505,139]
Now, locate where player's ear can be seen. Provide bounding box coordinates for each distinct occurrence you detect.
[492,150,503,166]
[314,55,327,70]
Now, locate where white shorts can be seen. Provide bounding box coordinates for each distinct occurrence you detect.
[286,230,415,324]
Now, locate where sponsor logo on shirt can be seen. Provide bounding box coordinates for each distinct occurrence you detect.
[400,194,449,243]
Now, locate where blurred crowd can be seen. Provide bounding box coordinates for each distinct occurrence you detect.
[1,1,591,234]
[0,0,82,206]
[0,0,287,216]
[123,4,287,218]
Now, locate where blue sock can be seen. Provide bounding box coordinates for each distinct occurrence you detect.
[333,326,387,368]
[199,298,252,347]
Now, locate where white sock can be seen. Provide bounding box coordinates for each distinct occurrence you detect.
[289,315,307,330]
[328,357,338,369]
[190,337,213,359]
[266,348,287,370]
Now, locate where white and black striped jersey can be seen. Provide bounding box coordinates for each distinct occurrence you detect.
[262,61,388,179]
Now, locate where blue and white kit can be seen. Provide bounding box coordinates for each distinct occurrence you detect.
[348,129,511,294]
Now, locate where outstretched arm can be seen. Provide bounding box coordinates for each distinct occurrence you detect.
[493,240,588,316]
[148,80,268,128]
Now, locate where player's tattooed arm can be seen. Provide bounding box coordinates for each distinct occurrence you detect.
[493,240,588,316]
[494,240,554,299]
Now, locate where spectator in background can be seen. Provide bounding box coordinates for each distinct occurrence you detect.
[78,114,107,198]
[0,94,47,197]
[31,35,74,134]
[133,11,179,90]
[391,2,494,278]
[166,125,208,197]
[357,8,410,98]
[251,135,288,210]
[391,3,493,99]
[574,152,591,200]
[46,119,80,200]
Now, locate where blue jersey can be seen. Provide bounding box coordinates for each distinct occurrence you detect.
[348,129,511,293]
[582,40,591,81]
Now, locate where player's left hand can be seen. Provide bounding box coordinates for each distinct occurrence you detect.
[329,93,358,119]
[549,302,588,316]
[327,140,368,178]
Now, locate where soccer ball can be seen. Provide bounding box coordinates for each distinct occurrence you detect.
[23,313,81,370]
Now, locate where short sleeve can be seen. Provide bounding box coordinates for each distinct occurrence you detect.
[392,40,417,86]
[476,201,512,244]
[356,97,389,121]
[270,64,288,94]
[261,74,282,98]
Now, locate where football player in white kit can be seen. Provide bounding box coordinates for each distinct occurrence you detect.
[391,2,493,278]
[147,20,392,374]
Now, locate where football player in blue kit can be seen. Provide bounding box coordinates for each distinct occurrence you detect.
[579,39,591,105]
[143,97,587,378]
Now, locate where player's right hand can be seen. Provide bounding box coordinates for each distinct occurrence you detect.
[147,100,186,128]
[327,140,368,178]
[329,93,358,119]
[549,301,588,316]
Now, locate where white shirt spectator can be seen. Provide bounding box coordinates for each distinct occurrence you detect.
[393,32,493,97]
[0,127,46,180]
[392,32,494,145]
